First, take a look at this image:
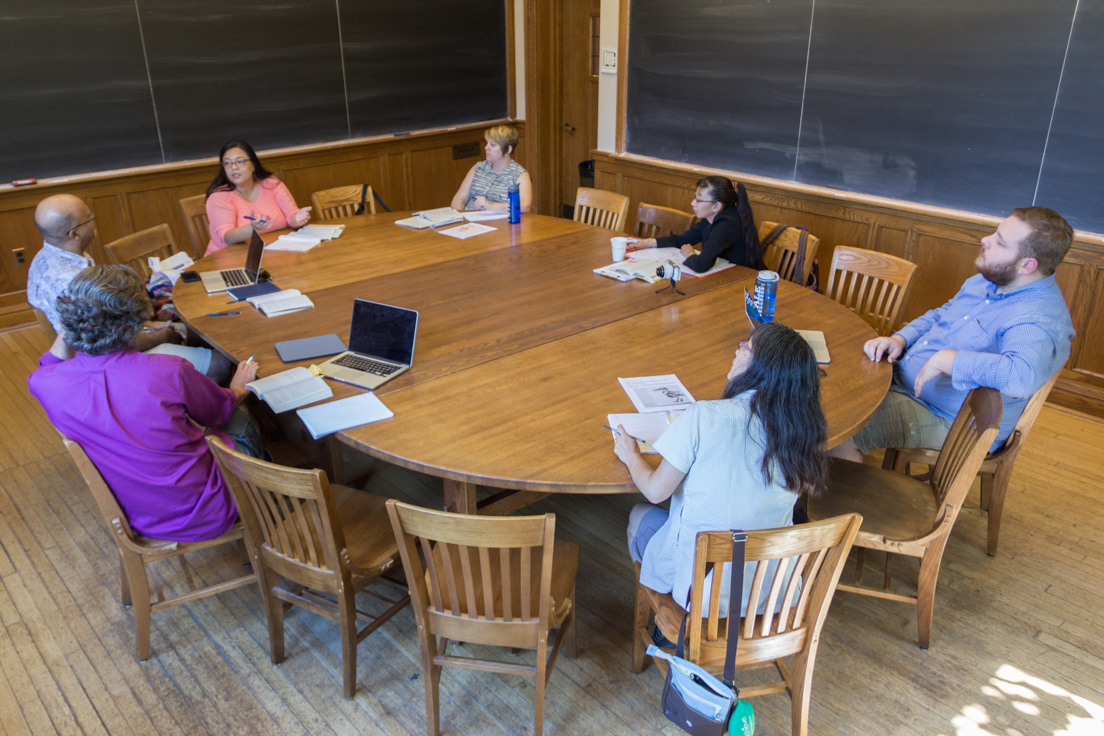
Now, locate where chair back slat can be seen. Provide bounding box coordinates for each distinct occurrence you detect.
[520,546,533,620]
[437,542,462,616]
[499,547,514,621]
[312,185,375,221]
[635,203,694,239]
[178,194,210,260]
[104,224,178,281]
[573,187,629,232]
[421,537,444,611]
[478,546,496,618]
[930,388,1003,516]
[777,551,812,633]
[825,246,918,335]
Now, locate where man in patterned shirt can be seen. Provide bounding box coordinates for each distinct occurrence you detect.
[833,206,1075,461]
[27,193,227,380]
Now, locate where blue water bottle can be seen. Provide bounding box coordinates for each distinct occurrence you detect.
[754,270,778,323]
[507,183,521,224]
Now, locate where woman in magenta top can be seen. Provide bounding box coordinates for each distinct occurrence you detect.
[28,265,263,542]
[204,140,312,255]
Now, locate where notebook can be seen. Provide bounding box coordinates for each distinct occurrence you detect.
[318,299,419,390]
[200,230,266,293]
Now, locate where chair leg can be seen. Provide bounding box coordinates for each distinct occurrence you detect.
[237,539,252,567]
[340,589,358,698]
[259,566,286,665]
[631,580,651,673]
[533,634,549,736]
[121,551,152,661]
[984,466,1011,556]
[788,648,818,736]
[916,537,950,650]
[118,549,132,608]
[564,584,577,659]
[423,636,442,736]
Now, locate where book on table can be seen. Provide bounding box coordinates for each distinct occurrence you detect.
[624,246,734,278]
[394,207,464,229]
[440,223,495,240]
[796,330,831,363]
[265,234,322,252]
[593,258,664,284]
[246,289,314,317]
[246,367,333,413]
[294,223,345,239]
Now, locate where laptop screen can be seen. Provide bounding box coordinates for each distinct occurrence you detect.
[244,230,265,277]
[348,299,419,365]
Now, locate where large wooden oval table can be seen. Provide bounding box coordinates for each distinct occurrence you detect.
[175,213,891,514]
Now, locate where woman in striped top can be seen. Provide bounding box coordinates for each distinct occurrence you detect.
[451,125,533,213]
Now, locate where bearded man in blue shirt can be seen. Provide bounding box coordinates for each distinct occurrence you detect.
[834,207,1075,461]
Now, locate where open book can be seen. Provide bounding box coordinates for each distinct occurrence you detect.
[246,289,314,317]
[796,330,830,364]
[266,233,321,252]
[246,367,333,413]
[593,258,664,284]
[294,224,344,239]
[606,411,683,454]
[395,207,464,229]
[626,246,734,278]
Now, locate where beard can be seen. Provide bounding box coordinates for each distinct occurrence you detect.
[975,256,1020,286]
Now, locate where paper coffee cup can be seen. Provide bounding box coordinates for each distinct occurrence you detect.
[611,237,628,262]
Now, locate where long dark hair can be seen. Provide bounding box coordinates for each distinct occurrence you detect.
[722,322,828,497]
[205,140,274,198]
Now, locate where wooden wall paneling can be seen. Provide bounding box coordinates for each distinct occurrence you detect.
[0,206,40,312]
[408,145,484,212]
[279,156,387,214]
[124,184,208,257]
[88,195,129,265]
[386,152,410,212]
[525,0,561,217]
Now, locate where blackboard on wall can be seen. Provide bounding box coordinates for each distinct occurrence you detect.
[626,0,1104,234]
[0,0,508,181]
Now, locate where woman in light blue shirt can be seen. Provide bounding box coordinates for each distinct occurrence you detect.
[613,322,829,615]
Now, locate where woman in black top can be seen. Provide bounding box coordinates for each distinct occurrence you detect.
[630,176,763,273]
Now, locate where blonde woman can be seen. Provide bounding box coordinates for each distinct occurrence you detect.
[451,125,532,213]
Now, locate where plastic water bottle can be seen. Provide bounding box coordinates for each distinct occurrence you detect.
[754,270,779,323]
[507,183,521,224]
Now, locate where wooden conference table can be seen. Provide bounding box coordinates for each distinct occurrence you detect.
[175,213,891,514]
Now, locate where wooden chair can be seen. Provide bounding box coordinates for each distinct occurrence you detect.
[32,308,58,344]
[809,387,1002,649]
[104,224,178,281]
[207,437,409,698]
[824,246,917,335]
[632,515,862,736]
[386,499,578,736]
[634,202,694,239]
[62,437,255,661]
[881,370,1061,555]
[312,184,376,220]
[178,194,209,259]
[758,221,821,286]
[573,187,629,232]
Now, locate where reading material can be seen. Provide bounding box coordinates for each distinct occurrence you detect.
[395,207,464,229]
[796,330,830,364]
[440,223,495,240]
[247,366,333,413]
[606,411,683,454]
[296,392,394,440]
[265,234,321,252]
[294,224,345,239]
[148,251,195,285]
[246,289,314,317]
[593,258,664,284]
[619,375,696,413]
[463,211,509,222]
[626,246,735,278]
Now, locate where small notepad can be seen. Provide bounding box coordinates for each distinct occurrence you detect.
[296,393,394,439]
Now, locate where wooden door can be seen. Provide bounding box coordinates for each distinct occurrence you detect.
[558,0,601,217]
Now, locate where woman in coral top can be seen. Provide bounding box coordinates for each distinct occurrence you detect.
[204,140,312,255]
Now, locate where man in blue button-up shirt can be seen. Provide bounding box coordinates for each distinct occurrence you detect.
[835,207,1075,460]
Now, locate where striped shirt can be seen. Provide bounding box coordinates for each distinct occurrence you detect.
[893,273,1074,447]
[464,160,526,210]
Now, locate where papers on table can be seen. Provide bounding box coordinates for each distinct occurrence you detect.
[796,330,831,364]
[148,251,194,285]
[618,375,696,413]
[439,223,495,240]
[246,289,314,317]
[295,224,345,239]
[626,246,734,278]
[297,392,394,440]
[266,234,321,252]
[594,258,663,284]
[247,367,332,413]
[606,411,682,454]
[395,207,464,229]
[463,211,509,222]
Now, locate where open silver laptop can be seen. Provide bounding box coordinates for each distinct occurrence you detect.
[200,230,265,293]
[318,299,419,390]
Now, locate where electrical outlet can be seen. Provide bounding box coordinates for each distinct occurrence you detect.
[12,248,25,265]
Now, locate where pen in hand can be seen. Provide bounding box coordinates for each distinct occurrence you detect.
[603,424,645,443]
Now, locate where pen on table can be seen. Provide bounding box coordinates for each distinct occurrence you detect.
[206,311,240,317]
[602,424,645,443]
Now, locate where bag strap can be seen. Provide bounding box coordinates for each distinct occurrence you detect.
[760,224,810,285]
[353,184,393,214]
[674,530,748,689]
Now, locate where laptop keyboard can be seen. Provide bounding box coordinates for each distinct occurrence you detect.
[332,354,402,377]
[221,269,250,287]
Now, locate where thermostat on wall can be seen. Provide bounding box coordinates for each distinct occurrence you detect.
[601,48,617,73]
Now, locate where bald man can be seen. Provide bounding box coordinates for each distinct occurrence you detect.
[28,194,229,380]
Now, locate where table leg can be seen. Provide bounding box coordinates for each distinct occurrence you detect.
[443,479,477,514]
[323,436,345,484]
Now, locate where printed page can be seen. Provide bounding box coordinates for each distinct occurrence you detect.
[463,211,509,222]
[605,412,674,453]
[259,375,333,413]
[266,234,321,252]
[258,294,314,317]
[295,224,344,239]
[247,366,316,399]
[439,223,495,240]
[795,330,830,364]
[247,289,302,308]
[618,375,696,413]
[628,246,732,278]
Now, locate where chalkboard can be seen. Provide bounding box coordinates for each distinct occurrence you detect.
[626,0,1104,234]
[0,0,508,181]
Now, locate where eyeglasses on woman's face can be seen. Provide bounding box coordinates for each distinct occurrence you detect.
[222,157,249,169]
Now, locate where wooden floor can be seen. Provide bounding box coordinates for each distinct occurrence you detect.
[2,323,1103,735]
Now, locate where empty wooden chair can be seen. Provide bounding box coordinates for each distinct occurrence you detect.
[632,515,862,736]
[207,437,409,698]
[759,221,821,286]
[809,387,1002,648]
[882,369,1061,555]
[63,437,255,661]
[312,184,376,220]
[825,246,917,335]
[32,307,58,344]
[178,194,210,259]
[104,224,178,281]
[386,499,578,736]
[635,202,694,239]
[573,187,630,232]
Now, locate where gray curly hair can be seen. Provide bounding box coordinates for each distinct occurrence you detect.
[55,265,152,355]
